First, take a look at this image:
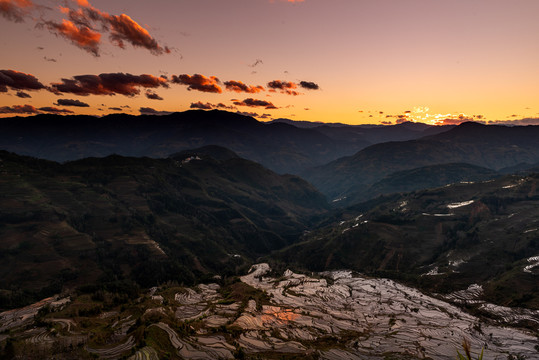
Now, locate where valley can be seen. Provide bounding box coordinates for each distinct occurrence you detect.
[1,112,539,359]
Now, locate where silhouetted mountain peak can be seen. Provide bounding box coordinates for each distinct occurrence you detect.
[393,121,431,131]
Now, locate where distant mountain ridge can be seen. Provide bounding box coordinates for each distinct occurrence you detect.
[303,122,539,203]
[270,118,455,144]
[337,162,499,205]
[0,110,454,175]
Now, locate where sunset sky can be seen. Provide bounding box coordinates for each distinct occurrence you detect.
[1,0,538,125]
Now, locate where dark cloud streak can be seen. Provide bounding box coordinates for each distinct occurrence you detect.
[0,69,46,92]
[299,81,319,90]
[55,98,90,107]
[233,98,277,109]
[171,74,222,93]
[139,107,173,116]
[224,80,264,93]
[51,72,168,96]
[145,90,163,100]
[15,91,31,98]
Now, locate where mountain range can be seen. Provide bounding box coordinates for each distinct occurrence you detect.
[0,110,452,175]
[302,122,539,203]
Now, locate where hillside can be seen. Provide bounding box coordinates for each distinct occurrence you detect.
[273,173,539,309]
[339,162,499,205]
[1,263,536,359]
[0,149,328,309]
[303,122,539,201]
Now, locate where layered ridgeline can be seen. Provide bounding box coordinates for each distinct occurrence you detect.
[0,148,328,308]
[0,110,452,175]
[303,122,539,205]
[273,173,539,309]
[269,118,454,144]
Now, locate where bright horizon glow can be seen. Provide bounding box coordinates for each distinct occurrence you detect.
[1,0,538,126]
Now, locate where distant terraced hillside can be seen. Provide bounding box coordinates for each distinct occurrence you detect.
[274,173,539,309]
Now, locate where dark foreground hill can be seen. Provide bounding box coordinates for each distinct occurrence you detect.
[0,149,328,309]
[303,122,539,203]
[273,174,539,309]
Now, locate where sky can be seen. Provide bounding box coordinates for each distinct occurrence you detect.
[1,0,538,125]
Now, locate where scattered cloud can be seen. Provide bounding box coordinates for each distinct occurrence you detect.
[50,72,168,96]
[105,13,171,55]
[38,0,169,56]
[43,56,57,62]
[145,90,163,100]
[109,107,122,111]
[42,19,101,56]
[0,104,73,114]
[0,104,38,114]
[224,80,264,94]
[139,107,173,116]
[380,120,392,125]
[236,111,260,118]
[0,0,33,23]
[171,74,222,93]
[55,98,90,107]
[38,106,74,114]
[190,101,213,110]
[216,103,236,110]
[249,59,263,67]
[233,98,277,109]
[299,81,319,90]
[74,1,170,55]
[395,115,408,124]
[15,91,31,98]
[190,101,236,110]
[0,69,46,93]
[267,80,300,95]
[267,80,296,89]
